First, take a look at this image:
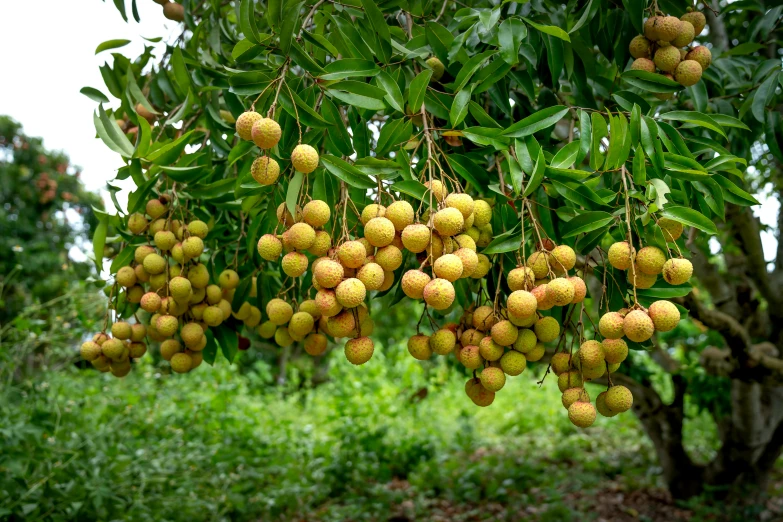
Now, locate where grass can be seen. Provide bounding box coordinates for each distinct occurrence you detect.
[0,335,728,521]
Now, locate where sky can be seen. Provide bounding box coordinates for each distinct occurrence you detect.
[0,0,778,264]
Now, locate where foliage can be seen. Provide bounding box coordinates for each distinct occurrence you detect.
[0,116,103,325]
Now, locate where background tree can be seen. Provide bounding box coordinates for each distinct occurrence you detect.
[88,0,783,506]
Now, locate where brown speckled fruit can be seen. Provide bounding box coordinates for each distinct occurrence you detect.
[344,337,374,364]
[546,278,575,306]
[291,144,319,174]
[636,246,666,275]
[257,234,283,261]
[423,278,455,310]
[623,310,655,342]
[454,248,478,278]
[401,224,431,253]
[602,338,629,365]
[401,269,431,299]
[364,217,396,247]
[236,111,263,141]
[599,312,625,340]
[608,241,632,270]
[430,328,456,355]
[681,11,706,36]
[662,258,693,285]
[490,320,518,347]
[648,300,681,332]
[251,118,282,149]
[433,253,463,282]
[500,350,527,376]
[549,245,576,274]
[629,35,652,59]
[534,316,560,343]
[658,217,684,242]
[338,240,367,269]
[578,340,605,368]
[675,59,703,87]
[465,378,495,407]
[631,58,656,73]
[408,334,432,360]
[385,201,414,231]
[251,156,280,185]
[479,336,505,361]
[527,251,550,279]
[507,290,538,318]
[282,251,309,277]
[480,366,506,392]
[605,385,633,413]
[551,352,572,375]
[336,278,367,308]
[266,298,294,325]
[472,305,496,331]
[562,387,590,409]
[508,266,535,290]
[460,345,485,370]
[302,199,330,228]
[672,20,695,47]
[654,45,682,73]
[432,207,464,237]
[568,401,597,428]
[531,284,554,311]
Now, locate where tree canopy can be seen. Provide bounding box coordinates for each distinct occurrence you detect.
[87,0,783,501]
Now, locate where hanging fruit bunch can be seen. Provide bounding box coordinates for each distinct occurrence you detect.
[83,0,758,429]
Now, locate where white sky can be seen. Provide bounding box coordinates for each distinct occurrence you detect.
[0,1,778,264]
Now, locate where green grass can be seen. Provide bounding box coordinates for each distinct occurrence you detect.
[1,337,720,521]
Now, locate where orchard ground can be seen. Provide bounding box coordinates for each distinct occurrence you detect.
[3,320,783,522]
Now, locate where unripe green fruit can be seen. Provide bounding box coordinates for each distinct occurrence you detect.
[385,200,414,231]
[630,58,656,73]
[407,334,432,360]
[251,118,281,149]
[218,269,239,290]
[605,385,633,413]
[128,212,148,234]
[186,220,209,239]
[627,265,658,289]
[401,224,430,253]
[526,251,550,279]
[111,322,132,340]
[465,378,495,407]
[146,198,168,219]
[244,306,262,328]
[658,217,684,242]
[116,266,137,288]
[364,217,396,247]
[286,222,317,251]
[562,387,590,409]
[181,322,205,348]
[460,328,483,347]
[578,340,605,368]
[472,305,496,331]
[148,218,167,236]
[602,338,629,365]
[257,320,277,339]
[681,11,706,36]
[309,230,331,256]
[282,251,309,277]
[304,333,328,356]
[154,230,176,251]
[401,269,430,299]
[257,234,283,261]
[344,337,374,365]
[110,359,132,377]
[80,341,102,361]
[169,276,192,302]
[101,338,125,361]
[675,59,703,87]
[608,241,632,270]
[276,203,299,227]
[425,56,445,81]
[289,311,315,337]
[423,278,455,310]
[156,315,179,337]
[672,20,695,47]
[596,391,619,417]
[182,236,204,259]
[654,45,682,72]
[266,298,294,326]
[134,245,155,265]
[599,312,625,340]
[357,262,385,291]
[558,370,583,393]
[143,253,166,275]
[315,289,342,318]
[338,240,366,269]
[336,278,366,308]
[274,326,294,347]
[546,277,575,306]
[374,245,402,271]
[302,199,330,228]
[490,320,518,347]
[129,341,147,358]
[480,366,506,392]
[472,200,492,227]
[479,336,505,361]
[430,328,456,355]
[623,310,655,342]
[236,111,262,141]
[500,350,526,376]
[291,144,319,174]
[568,401,597,428]
[636,246,666,275]
[534,316,560,343]
[205,285,222,305]
[550,352,572,375]
[662,258,693,285]
[657,15,683,42]
[648,300,680,332]
[512,328,537,353]
[187,263,209,289]
[203,306,224,327]
[629,35,651,59]
[432,207,464,237]
[169,352,192,373]
[471,253,491,279]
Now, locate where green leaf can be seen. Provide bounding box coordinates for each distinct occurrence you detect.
[95,39,130,54]
[709,114,751,131]
[659,111,726,138]
[449,89,472,127]
[92,213,108,272]
[360,0,392,63]
[146,131,194,165]
[577,109,591,165]
[621,70,681,93]
[171,48,192,96]
[632,145,646,185]
[522,17,571,42]
[590,112,607,170]
[214,324,238,364]
[752,71,779,123]
[376,118,412,156]
[81,86,109,103]
[327,88,386,110]
[375,70,405,113]
[551,141,580,169]
[660,205,718,235]
[722,42,766,56]
[453,50,495,92]
[550,179,608,209]
[286,172,304,218]
[289,40,327,75]
[278,0,305,54]
[482,230,523,254]
[96,105,134,158]
[320,59,379,80]
[202,330,218,366]
[391,180,428,200]
[503,106,569,138]
[498,18,527,65]
[713,174,760,206]
[111,245,136,274]
[232,38,264,62]
[320,155,376,189]
[279,87,331,128]
[239,0,262,44]
[522,149,546,197]
[408,69,432,113]
[648,179,671,210]
[127,172,160,214]
[446,154,489,193]
[637,283,693,298]
[561,211,614,238]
